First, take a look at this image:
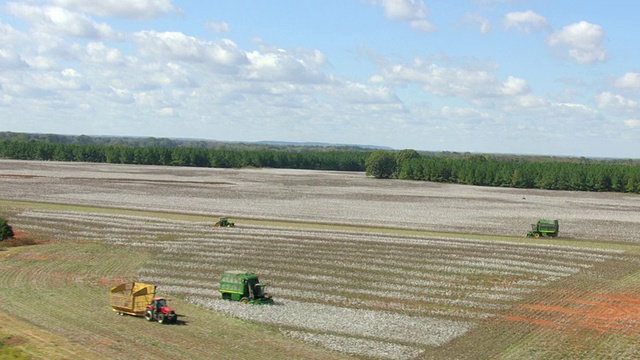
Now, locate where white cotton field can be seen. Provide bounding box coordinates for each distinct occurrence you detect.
[2,160,639,359]
[0,159,638,242]
[9,208,625,359]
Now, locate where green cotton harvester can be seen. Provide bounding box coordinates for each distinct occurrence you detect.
[526,219,559,238]
[219,270,273,304]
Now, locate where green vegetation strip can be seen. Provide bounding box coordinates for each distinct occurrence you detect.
[2,198,639,254]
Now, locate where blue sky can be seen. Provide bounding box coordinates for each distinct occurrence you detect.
[0,0,639,158]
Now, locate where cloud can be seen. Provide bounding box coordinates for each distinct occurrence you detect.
[462,13,491,34]
[624,119,640,128]
[6,3,120,40]
[503,10,549,34]
[0,48,28,70]
[375,0,436,32]
[614,72,640,89]
[370,57,529,101]
[42,0,178,20]
[132,31,248,69]
[244,46,328,84]
[499,76,530,96]
[595,92,638,114]
[206,21,231,34]
[547,21,606,64]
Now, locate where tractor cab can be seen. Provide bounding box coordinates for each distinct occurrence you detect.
[153,298,167,310]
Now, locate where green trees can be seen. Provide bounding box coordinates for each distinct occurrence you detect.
[365,151,397,179]
[0,216,14,240]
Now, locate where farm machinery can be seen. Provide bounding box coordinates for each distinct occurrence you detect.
[526,219,559,238]
[219,270,273,304]
[110,282,178,324]
[214,217,235,228]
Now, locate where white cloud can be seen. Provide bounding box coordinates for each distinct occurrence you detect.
[595,92,638,113]
[375,0,436,32]
[0,48,27,70]
[325,81,399,104]
[42,0,177,20]
[132,31,248,69]
[6,3,120,40]
[547,21,606,64]
[462,13,491,34]
[624,119,640,128]
[614,72,640,89]
[244,47,328,84]
[503,10,548,34]
[206,21,231,34]
[499,76,529,96]
[84,42,125,65]
[371,57,529,101]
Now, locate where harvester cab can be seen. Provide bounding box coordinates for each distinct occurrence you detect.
[219,270,273,304]
[145,297,178,324]
[214,217,235,228]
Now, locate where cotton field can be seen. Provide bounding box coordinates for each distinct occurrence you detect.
[1,160,639,359]
[9,209,625,359]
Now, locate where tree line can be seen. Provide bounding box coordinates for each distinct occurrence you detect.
[0,135,638,194]
[366,150,640,193]
[0,139,367,171]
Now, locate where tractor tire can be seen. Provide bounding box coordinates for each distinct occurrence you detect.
[240,297,249,304]
[157,313,165,324]
[534,233,540,238]
[144,310,153,321]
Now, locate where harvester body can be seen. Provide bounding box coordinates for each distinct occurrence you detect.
[526,219,559,238]
[214,217,235,228]
[219,270,273,304]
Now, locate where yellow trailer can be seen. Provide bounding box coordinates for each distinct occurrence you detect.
[110,282,156,316]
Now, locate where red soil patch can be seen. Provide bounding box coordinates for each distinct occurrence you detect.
[1,230,45,247]
[503,291,640,334]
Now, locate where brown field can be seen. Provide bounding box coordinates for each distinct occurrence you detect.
[0,159,639,359]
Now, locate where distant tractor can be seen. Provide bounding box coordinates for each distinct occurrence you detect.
[526,219,559,238]
[219,270,273,304]
[214,217,235,228]
[110,282,178,324]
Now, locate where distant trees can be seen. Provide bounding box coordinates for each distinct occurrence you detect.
[0,139,368,171]
[363,149,640,194]
[0,135,639,194]
[365,151,397,179]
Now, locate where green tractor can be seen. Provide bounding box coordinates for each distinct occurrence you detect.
[526,219,559,238]
[219,270,273,304]
[214,217,235,228]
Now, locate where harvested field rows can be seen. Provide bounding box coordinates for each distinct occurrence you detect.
[8,209,627,359]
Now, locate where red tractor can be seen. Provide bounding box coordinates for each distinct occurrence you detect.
[144,298,178,324]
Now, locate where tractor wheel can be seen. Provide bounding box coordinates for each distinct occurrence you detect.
[144,310,153,321]
[534,233,540,238]
[157,313,165,324]
[240,297,249,304]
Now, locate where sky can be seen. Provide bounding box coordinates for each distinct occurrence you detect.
[0,1,639,158]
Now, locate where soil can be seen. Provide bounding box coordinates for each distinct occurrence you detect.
[504,291,640,334]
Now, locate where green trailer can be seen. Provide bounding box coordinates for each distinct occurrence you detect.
[526,219,559,238]
[219,270,273,304]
